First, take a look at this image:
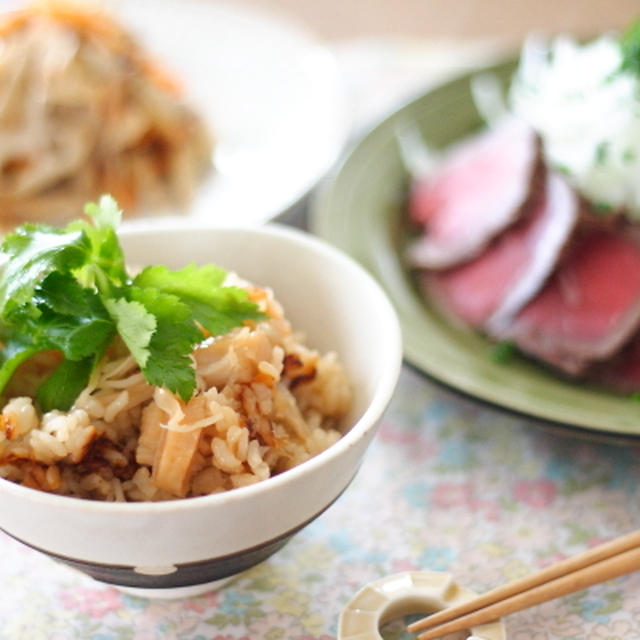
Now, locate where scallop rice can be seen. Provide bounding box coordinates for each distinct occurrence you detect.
[0,281,351,501]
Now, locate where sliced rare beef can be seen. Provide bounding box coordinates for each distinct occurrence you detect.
[496,222,640,376]
[406,116,543,270]
[420,172,579,329]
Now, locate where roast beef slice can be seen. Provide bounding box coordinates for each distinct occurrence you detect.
[499,224,640,376]
[406,116,543,269]
[421,172,579,329]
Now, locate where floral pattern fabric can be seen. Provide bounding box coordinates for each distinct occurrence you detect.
[2,366,640,639]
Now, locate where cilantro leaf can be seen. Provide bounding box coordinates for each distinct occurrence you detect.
[0,225,90,317]
[103,297,156,367]
[128,287,203,401]
[135,263,227,290]
[84,194,122,229]
[0,196,266,408]
[31,309,114,362]
[134,264,266,335]
[33,273,115,360]
[34,272,102,317]
[36,357,94,413]
[6,273,115,361]
[68,196,127,289]
[0,334,39,394]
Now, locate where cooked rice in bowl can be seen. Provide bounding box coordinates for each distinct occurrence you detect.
[0,282,351,501]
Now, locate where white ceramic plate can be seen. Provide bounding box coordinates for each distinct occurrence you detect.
[106,0,350,225]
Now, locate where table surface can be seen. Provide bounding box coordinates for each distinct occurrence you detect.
[4,5,640,639]
[4,366,640,639]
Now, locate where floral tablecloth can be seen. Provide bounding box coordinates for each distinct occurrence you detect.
[3,365,640,639]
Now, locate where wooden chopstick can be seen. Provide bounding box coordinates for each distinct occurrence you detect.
[407,529,640,639]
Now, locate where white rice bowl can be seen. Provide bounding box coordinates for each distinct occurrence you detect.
[0,223,402,597]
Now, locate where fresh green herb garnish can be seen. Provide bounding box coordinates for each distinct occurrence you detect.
[553,164,571,176]
[489,340,517,364]
[620,18,640,75]
[593,201,614,214]
[595,141,610,166]
[0,195,266,411]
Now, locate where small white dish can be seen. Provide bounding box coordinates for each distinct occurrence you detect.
[339,571,506,640]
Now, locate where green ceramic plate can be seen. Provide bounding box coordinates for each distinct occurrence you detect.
[311,60,640,440]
